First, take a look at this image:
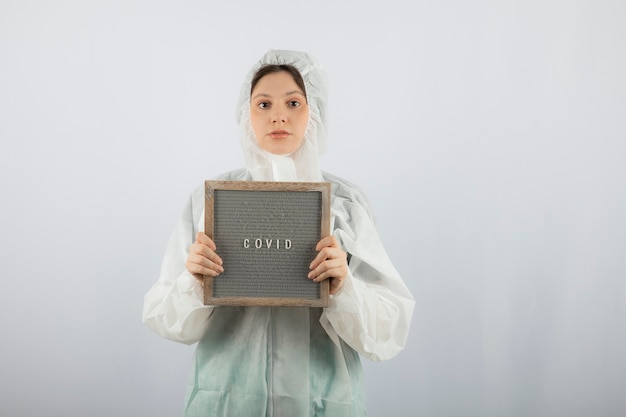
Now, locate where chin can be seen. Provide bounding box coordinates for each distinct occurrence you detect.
[258,139,302,155]
[265,145,296,155]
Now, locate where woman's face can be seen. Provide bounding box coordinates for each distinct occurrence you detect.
[250,71,308,155]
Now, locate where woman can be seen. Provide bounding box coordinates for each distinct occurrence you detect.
[143,49,414,417]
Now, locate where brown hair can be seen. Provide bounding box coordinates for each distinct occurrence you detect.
[250,64,307,101]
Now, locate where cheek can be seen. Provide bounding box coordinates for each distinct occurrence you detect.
[298,113,310,135]
[249,112,262,137]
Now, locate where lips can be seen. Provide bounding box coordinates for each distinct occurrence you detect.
[268,130,291,139]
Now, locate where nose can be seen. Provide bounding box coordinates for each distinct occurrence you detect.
[271,111,287,124]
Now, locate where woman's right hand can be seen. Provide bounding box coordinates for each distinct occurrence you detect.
[185,232,224,285]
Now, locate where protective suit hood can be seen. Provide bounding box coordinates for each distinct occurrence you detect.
[236,50,328,182]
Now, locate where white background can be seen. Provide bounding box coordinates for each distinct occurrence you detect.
[1,1,625,416]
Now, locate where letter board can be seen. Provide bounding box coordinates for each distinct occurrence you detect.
[204,180,330,307]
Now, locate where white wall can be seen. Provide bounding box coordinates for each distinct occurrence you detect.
[1,1,624,416]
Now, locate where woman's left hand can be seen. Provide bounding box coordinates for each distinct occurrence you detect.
[308,235,348,295]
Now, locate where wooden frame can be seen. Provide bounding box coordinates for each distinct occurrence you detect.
[204,180,331,307]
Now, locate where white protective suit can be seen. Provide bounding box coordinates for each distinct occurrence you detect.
[142,50,415,417]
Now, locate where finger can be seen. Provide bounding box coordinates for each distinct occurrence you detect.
[187,252,223,275]
[308,258,347,282]
[309,246,345,271]
[315,235,340,251]
[199,244,223,267]
[186,255,217,276]
[186,259,219,278]
[187,263,220,278]
[190,237,223,267]
[196,232,217,250]
[310,266,347,283]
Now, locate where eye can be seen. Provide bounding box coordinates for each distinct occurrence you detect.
[288,100,301,108]
[257,101,270,109]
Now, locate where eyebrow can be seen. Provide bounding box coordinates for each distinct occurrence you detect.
[285,90,305,97]
[251,90,306,100]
